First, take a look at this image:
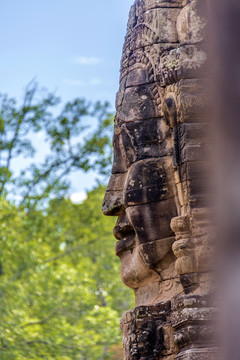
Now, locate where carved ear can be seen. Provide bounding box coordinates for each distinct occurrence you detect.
[162,95,177,128]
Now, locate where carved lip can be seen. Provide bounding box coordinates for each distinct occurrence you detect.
[115,235,135,256]
[113,216,135,256]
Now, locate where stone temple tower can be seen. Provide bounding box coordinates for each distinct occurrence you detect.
[103,1,217,359]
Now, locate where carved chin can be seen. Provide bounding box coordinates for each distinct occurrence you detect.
[119,247,159,289]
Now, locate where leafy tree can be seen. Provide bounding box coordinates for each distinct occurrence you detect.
[0,81,113,209]
[0,84,133,359]
[0,186,134,360]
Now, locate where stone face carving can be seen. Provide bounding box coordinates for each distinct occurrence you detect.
[103,0,216,358]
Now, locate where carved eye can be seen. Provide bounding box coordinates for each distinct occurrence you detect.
[121,124,136,165]
[162,96,177,128]
[112,131,130,173]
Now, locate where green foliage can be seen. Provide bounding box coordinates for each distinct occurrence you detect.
[0,81,113,208]
[0,186,134,359]
[0,84,133,359]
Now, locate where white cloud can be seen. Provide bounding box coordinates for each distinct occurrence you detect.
[62,78,102,87]
[73,56,102,65]
[70,191,87,204]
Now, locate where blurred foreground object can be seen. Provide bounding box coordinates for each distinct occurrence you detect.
[103,0,218,359]
[211,0,240,359]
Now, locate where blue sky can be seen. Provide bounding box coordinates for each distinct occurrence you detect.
[0,0,133,201]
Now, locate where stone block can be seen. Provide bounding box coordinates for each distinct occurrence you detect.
[136,0,183,13]
[159,45,207,86]
[124,158,176,206]
[121,302,178,360]
[121,119,173,165]
[128,8,180,51]
[126,198,177,243]
[177,0,207,44]
[116,83,161,122]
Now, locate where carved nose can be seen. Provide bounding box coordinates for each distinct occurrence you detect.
[102,189,124,216]
[102,173,127,216]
